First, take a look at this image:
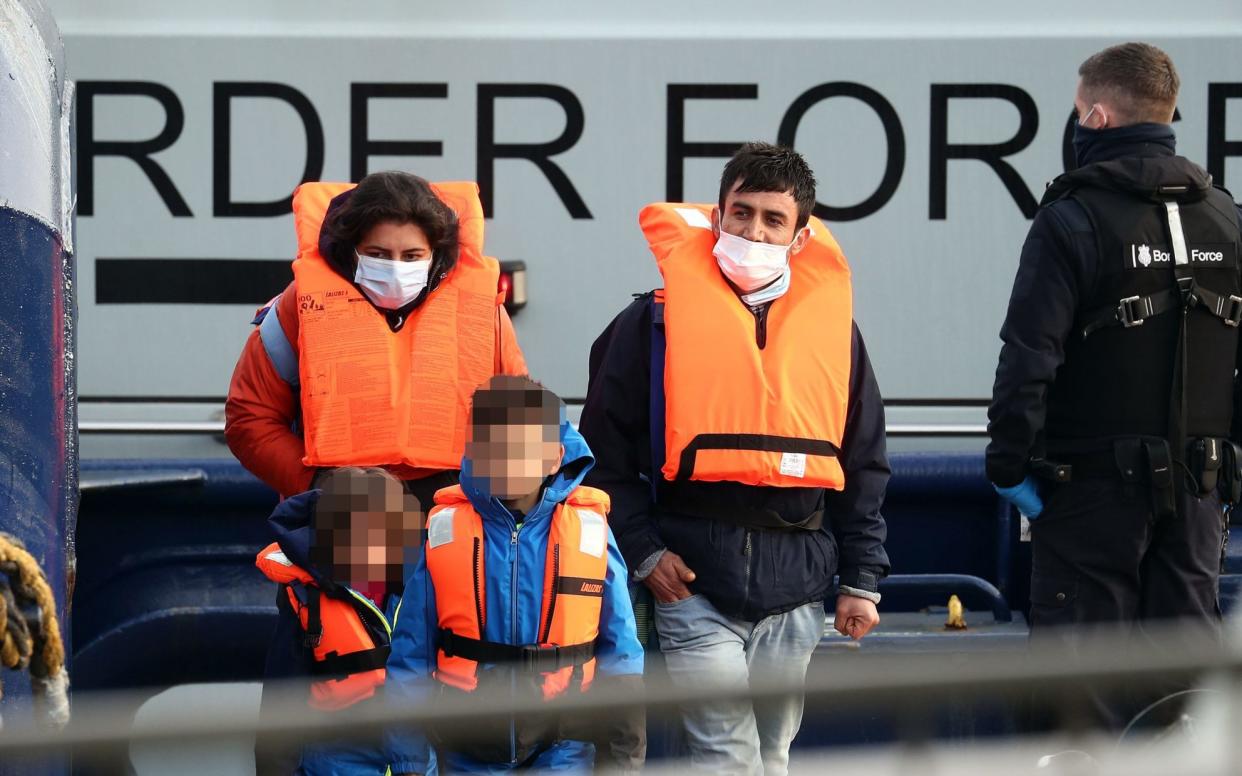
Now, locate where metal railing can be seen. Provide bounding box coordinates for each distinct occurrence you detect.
[2,622,1240,773]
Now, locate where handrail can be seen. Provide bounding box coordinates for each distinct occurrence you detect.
[78,420,990,437]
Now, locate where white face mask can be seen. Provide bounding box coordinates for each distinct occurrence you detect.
[712,228,793,293]
[354,253,431,310]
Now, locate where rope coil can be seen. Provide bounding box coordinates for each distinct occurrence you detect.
[0,532,70,730]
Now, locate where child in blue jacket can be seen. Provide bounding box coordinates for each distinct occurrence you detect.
[386,376,646,774]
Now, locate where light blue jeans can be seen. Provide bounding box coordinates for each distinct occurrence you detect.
[654,595,825,776]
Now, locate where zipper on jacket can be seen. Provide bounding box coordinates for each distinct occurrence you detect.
[540,544,561,643]
[345,589,393,640]
[508,525,521,764]
[472,537,485,631]
[741,530,753,613]
[750,304,769,349]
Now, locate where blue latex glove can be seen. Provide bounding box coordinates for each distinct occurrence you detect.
[994,477,1044,518]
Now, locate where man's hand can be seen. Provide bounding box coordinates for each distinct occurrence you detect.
[835,595,880,640]
[643,551,696,603]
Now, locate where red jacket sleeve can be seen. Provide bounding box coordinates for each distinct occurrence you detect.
[224,284,316,497]
[496,305,528,376]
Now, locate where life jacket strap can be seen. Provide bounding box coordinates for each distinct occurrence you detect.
[1081,283,1242,339]
[649,294,667,502]
[437,628,595,673]
[258,294,301,388]
[310,644,391,680]
[301,584,323,648]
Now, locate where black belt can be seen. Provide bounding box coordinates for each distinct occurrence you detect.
[437,628,595,672]
[1041,436,1178,519]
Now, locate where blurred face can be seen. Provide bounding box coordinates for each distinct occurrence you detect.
[315,474,425,589]
[357,220,432,262]
[467,421,563,501]
[715,180,810,252]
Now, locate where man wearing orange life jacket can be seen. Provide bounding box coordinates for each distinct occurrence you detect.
[225,172,527,509]
[581,143,891,775]
[386,376,645,774]
[254,467,422,776]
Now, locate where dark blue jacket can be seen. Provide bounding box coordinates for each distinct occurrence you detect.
[257,491,401,776]
[580,291,891,621]
[385,420,645,773]
[986,125,1242,487]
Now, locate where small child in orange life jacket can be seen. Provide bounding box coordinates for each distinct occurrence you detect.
[386,375,646,774]
[255,466,425,776]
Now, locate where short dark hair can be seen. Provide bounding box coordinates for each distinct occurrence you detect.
[321,171,461,284]
[1078,42,1179,124]
[469,375,563,435]
[718,142,817,230]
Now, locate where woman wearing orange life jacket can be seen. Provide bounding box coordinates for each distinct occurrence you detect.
[225,172,527,507]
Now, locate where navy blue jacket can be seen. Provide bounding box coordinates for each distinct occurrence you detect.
[580,291,891,621]
[258,491,401,776]
[986,126,1242,487]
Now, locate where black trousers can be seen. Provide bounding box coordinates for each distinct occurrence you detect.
[1028,477,1228,729]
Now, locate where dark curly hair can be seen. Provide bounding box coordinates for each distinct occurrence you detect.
[320,171,460,289]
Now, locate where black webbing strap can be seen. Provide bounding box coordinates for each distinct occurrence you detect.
[1080,283,1242,339]
[1166,199,1198,514]
[301,584,323,649]
[311,645,392,679]
[1186,283,1242,327]
[1080,288,1179,338]
[437,628,595,672]
[675,434,840,482]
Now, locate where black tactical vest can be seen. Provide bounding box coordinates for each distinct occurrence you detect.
[1042,155,1242,445]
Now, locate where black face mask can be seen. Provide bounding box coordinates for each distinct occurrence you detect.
[1072,121,1177,168]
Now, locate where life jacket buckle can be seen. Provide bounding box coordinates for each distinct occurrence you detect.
[521,644,557,672]
[1223,295,1242,327]
[1117,295,1152,328]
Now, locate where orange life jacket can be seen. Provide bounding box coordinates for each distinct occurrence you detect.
[640,202,853,489]
[423,485,610,700]
[255,542,391,711]
[290,180,501,470]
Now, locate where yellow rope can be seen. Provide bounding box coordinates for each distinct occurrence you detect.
[0,533,65,678]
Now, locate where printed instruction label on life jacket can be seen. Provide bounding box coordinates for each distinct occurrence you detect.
[779,452,808,479]
[1126,242,1236,269]
[577,510,606,558]
[429,508,456,549]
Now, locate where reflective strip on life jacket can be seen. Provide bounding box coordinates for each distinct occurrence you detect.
[289,181,501,470]
[641,202,852,489]
[423,486,610,699]
[255,543,389,711]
